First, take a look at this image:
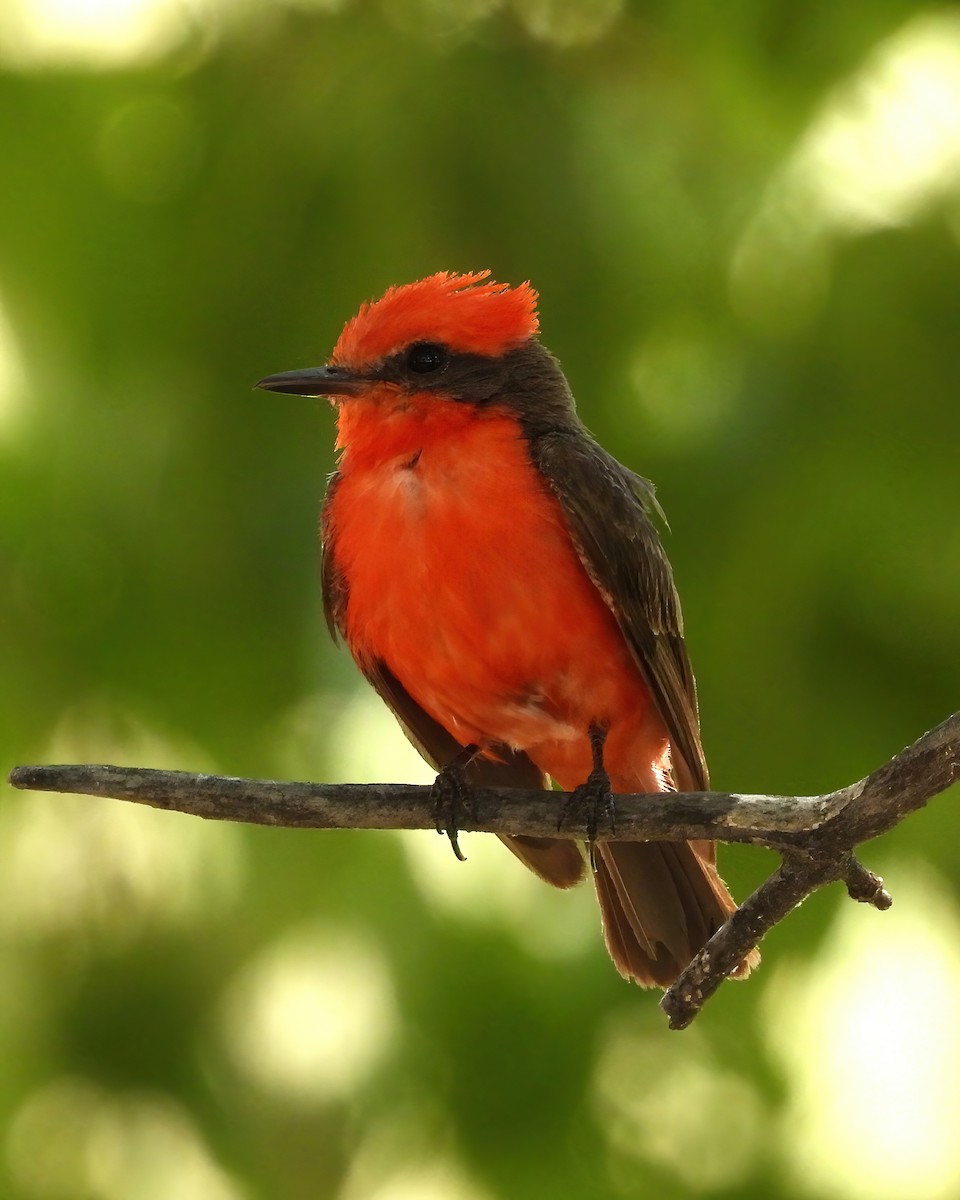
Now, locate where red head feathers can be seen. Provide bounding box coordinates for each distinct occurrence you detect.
[332,271,540,367]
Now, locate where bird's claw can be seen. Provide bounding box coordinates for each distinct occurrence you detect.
[558,769,616,869]
[430,754,478,862]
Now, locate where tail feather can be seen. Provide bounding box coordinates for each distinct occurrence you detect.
[595,840,758,988]
[593,853,665,982]
[600,842,692,961]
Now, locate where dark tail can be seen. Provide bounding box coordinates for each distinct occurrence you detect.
[593,840,758,988]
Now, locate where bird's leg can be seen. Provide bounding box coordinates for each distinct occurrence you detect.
[431,744,481,863]
[558,723,616,869]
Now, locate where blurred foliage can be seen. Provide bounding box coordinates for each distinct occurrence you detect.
[1,1,959,1198]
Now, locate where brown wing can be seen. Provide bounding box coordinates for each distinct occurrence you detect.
[320,472,585,888]
[530,432,710,796]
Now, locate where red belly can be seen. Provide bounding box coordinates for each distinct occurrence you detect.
[329,399,667,791]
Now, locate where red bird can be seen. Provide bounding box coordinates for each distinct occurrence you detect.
[259,272,755,988]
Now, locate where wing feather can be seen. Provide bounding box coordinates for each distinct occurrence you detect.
[531,431,710,795]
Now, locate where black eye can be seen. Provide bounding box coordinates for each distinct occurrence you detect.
[405,342,448,374]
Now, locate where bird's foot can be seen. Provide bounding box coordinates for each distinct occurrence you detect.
[557,724,616,868]
[431,745,480,862]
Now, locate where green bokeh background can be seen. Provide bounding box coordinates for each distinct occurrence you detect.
[1,2,959,1198]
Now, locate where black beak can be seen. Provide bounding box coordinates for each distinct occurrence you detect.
[255,365,363,397]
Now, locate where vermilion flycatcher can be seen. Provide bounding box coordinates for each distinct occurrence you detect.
[258,272,755,988]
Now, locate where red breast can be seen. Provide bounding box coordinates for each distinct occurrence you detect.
[328,388,667,792]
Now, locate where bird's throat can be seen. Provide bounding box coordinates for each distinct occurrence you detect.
[335,389,480,467]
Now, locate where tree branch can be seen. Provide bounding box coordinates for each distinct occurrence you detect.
[8,711,959,1027]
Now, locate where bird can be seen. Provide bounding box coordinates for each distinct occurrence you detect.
[257,271,756,988]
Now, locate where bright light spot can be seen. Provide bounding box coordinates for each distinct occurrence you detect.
[513,0,623,46]
[793,14,960,232]
[339,1105,495,1200]
[764,865,960,1200]
[0,288,27,440]
[732,13,960,332]
[97,97,203,205]
[0,708,243,941]
[344,1161,495,1200]
[593,1012,764,1189]
[220,926,396,1103]
[400,826,597,963]
[629,319,743,447]
[0,0,215,68]
[325,686,436,786]
[6,1078,246,1200]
